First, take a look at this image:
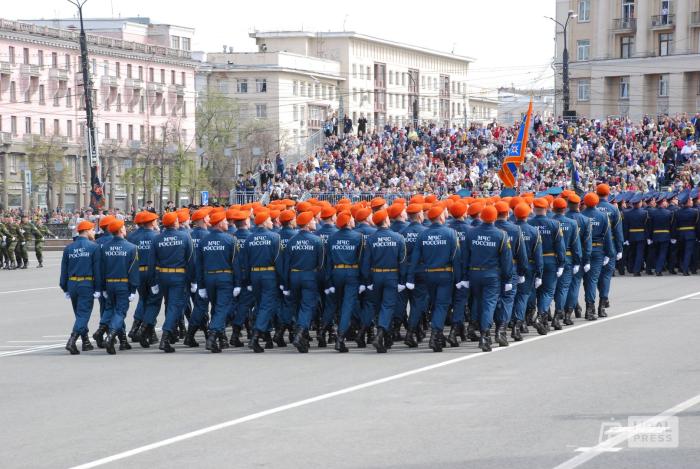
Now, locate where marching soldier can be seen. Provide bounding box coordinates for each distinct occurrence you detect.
[0,219,10,269]
[400,204,429,347]
[622,194,649,276]
[353,207,376,347]
[512,203,543,340]
[59,220,102,354]
[315,206,338,347]
[229,210,254,347]
[673,192,700,276]
[582,193,615,320]
[16,216,31,269]
[273,209,298,346]
[565,194,591,319]
[92,215,117,347]
[649,194,675,276]
[31,218,56,268]
[388,203,409,341]
[552,198,582,327]
[596,184,624,309]
[446,202,471,344]
[6,217,19,269]
[186,207,212,347]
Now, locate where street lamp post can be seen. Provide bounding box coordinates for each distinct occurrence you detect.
[546,10,577,116]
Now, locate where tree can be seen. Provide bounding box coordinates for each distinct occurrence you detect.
[27,135,68,213]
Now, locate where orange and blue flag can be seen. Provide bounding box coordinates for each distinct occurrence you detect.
[498,99,533,188]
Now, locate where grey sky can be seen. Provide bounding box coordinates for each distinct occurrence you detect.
[4,0,556,94]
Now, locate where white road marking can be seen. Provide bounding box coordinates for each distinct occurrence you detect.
[0,344,64,357]
[0,286,59,295]
[68,290,700,469]
[574,447,622,453]
[554,393,700,469]
[8,340,66,343]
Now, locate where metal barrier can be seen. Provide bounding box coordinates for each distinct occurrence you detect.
[299,192,421,205]
[229,191,265,205]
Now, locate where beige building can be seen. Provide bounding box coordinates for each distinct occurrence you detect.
[555,0,700,120]
[249,31,473,130]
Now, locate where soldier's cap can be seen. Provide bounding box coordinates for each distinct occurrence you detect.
[210,211,226,225]
[135,211,157,225]
[494,201,509,214]
[468,202,484,217]
[427,205,444,220]
[231,211,249,222]
[269,209,281,220]
[254,210,270,225]
[394,197,407,205]
[336,212,352,228]
[307,198,319,205]
[229,204,242,211]
[449,202,467,218]
[77,220,94,232]
[321,206,336,219]
[480,205,497,223]
[225,209,238,220]
[560,190,572,199]
[338,198,351,205]
[241,203,253,211]
[443,199,455,210]
[176,209,190,223]
[568,194,581,204]
[535,191,548,198]
[296,211,314,226]
[544,194,554,204]
[355,207,372,222]
[595,183,610,196]
[370,197,386,209]
[409,195,425,204]
[630,193,644,205]
[372,209,388,225]
[309,206,322,217]
[509,196,524,209]
[514,203,531,219]
[107,220,124,234]
[191,208,210,222]
[296,202,312,213]
[448,194,461,202]
[99,215,116,228]
[406,203,423,215]
[553,198,567,210]
[279,210,296,223]
[162,212,178,227]
[583,193,600,207]
[251,202,263,209]
[533,198,549,209]
[335,203,351,213]
[387,204,404,219]
[422,203,432,211]
[425,194,438,204]
[253,206,268,215]
[547,187,563,196]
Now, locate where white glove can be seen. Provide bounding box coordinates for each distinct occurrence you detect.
[279,285,284,291]
[64,292,71,300]
[647,239,653,245]
[358,285,366,294]
[324,288,331,295]
[463,281,470,289]
[151,285,160,295]
[246,285,253,292]
[198,289,207,299]
[21,241,26,246]
[102,291,108,299]
[616,252,623,260]
[367,284,374,291]
[504,283,513,292]
[405,282,415,290]
[190,283,197,293]
[583,263,591,273]
[573,265,579,274]
[92,291,101,299]
[624,241,630,246]
[128,293,137,302]
[398,284,406,292]
[233,287,241,297]
[556,267,564,278]
[518,276,526,284]
[603,257,610,266]
[455,282,463,290]
[283,290,290,296]
[535,278,542,288]
[670,239,677,245]
[328,287,335,294]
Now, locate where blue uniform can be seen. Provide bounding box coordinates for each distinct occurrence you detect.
[100,236,139,333]
[95,232,114,325]
[399,221,429,331]
[673,207,700,275]
[196,229,237,333]
[327,227,365,337]
[127,227,161,327]
[649,207,675,274]
[565,210,592,311]
[60,237,102,336]
[513,220,543,323]
[389,219,409,324]
[553,214,581,313]
[622,207,650,274]
[463,222,513,332]
[407,222,460,332]
[447,218,472,326]
[361,227,406,332]
[528,214,565,316]
[494,219,528,326]
[597,197,623,301]
[189,226,211,328]
[355,222,377,327]
[315,222,339,330]
[283,230,325,331]
[582,207,615,306]
[277,225,299,327]
[231,228,253,327]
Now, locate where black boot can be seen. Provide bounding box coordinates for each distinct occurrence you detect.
[230,326,244,347]
[183,325,199,347]
[92,324,108,349]
[466,320,480,341]
[38,261,43,268]
[355,327,367,348]
[118,331,132,350]
[80,333,94,351]
[495,323,508,347]
[292,328,309,353]
[263,332,274,349]
[372,327,387,353]
[404,328,418,348]
[248,331,264,353]
[327,325,337,345]
[273,326,287,347]
[200,322,209,340]
[535,314,548,335]
[366,326,375,345]
[139,324,153,348]
[177,318,186,340]
[159,331,175,353]
[519,320,529,334]
[334,335,348,353]
[603,298,610,309]
[65,333,80,355]
[511,321,523,341]
[525,307,536,326]
[479,330,492,352]
[457,322,467,341]
[391,318,403,341]
[428,328,443,352]
[317,328,327,348]
[150,328,159,345]
[105,331,117,355]
[552,311,563,330]
[128,320,142,341]
[446,324,460,347]
[575,303,583,319]
[597,301,608,318]
[219,330,230,349]
[206,332,221,353]
[563,308,574,326]
[585,302,597,321]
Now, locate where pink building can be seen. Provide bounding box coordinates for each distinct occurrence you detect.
[0,17,198,212]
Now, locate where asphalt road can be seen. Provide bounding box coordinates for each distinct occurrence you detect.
[1,251,699,469]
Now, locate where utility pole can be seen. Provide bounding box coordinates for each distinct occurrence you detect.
[68,0,103,210]
[546,10,577,118]
[338,80,344,139]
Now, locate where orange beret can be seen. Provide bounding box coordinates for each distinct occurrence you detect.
[544,195,554,204]
[107,219,124,234]
[468,202,484,217]
[584,193,600,207]
[533,198,549,209]
[596,184,610,196]
[241,203,253,211]
[77,220,94,232]
[296,202,312,213]
[409,195,425,204]
[372,209,388,225]
[307,198,319,205]
[231,211,249,221]
[210,211,226,225]
[191,209,209,222]
[279,210,295,223]
[406,203,423,214]
[449,202,467,218]
[514,203,531,219]
[99,215,116,228]
[509,196,523,209]
[254,210,270,225]
[229,204,241,211]
[177,209,189,223]
[425,194,437,203]
[310,206,322,217]
[336,212,352,228]
[370,197,386,209]
[269,209,280,220]
[225,209,237,220]
[251,202,263,208]
[253,206,268,215]
[162,212,178,227]
[495,202,510,214]
[427,205,444,220]
[338,198,351,205]
[444,199,455,209]
[134,211,157,224]
[355,207,372,222]
[387,204,404,219]
[296,211,313,226]
[553,198,567,210]
[480,205,497,223]
[394,197,406,205]
[422,203,432,211]
[321,206,336,219]
[568,194,581,204]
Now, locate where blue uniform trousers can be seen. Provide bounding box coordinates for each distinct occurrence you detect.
[654,241,669,273]
[628,241,645,274]
[159,274,186,334]
[680,239,695,274]
[598,257,615,300]
[470,273,500,331]
[189,291,209,328]
[105,285,130,333]
[583,251,605,304]
[359,288,377,328]
[495,272,518,325]
[233,288,254,327]
[394,289,408,323]
[332,269,360,337]
[513,270,534,322]
[372,272,399,330]
[251,272,278,333]
[68,283,94,335]
[425,272,453,330]
[565,266,584,310]
[537,262,558,314]
[277,293,294,327]
[290,271,319,330]
[319,286,338,328]
[205,274,233,333]
[406,274,429,330]
[554,263,573,311]
[451,283,469,326]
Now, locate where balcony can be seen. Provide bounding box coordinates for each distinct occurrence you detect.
[0,61,11,75]
[101,138,118,147]
[650,14,674,30]
[49,68,68,81]
[147,82,165,94]
[691,11,700,27]
[170,84,185,96]
[19,63,40,77]
[101,75,119,88]
[127,140,141,151]
[23,134,43,145]
[0,132,12,145]
[124,78,144,90]
[612,17,637,33]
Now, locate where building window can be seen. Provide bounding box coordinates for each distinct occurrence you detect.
[389,71,393,85]
[67,120,72,138]
[577,79,591,101]
[659,33,672,56]
[104,123,110,139]
[255,104,267,118]
[353,64,357,78]
[11,116,17,135]
[658,74,669,97]
[293,105,298,121]
[171,70,176,85]
[577,40,591,61]
[621,36,634,59]
[22,48,29,65]
[300,105,305,122]
[66,88,72,107]
[127,64,132,78]
[138,66,143,80]
[256,78,267,93]
[117,123,122,141]
[182,38,191,51]
[293,80,298,96]
[171,36,180,49]
[25,117,32,134]
[128,124,134,141]
[139,96,145,113]
[149,68,154,82]
[402,73,406,86]
[39,85,45,105]
[181,72,186,86]
[51,52,58,68]
[54,92,60,107]
[65,54,71,71]
[622,0,635,19]
[103,60,109,76]
[160,69,165,84]
[53,119,60,136]
[8,46,15,64]
[578,0,590,21]
[140,125,145,141]
[10,81,16,102]
[39,118,46,136]
[236,79,248,93]
[620,77,629,99]
[116,93,122,112]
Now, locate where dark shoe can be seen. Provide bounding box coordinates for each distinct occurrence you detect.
[511,321,523,341]
[535,315,548,335]
[105,331,117,355]
[80,333,94,351]
[457,322,467,341]
[206,332,221,353]
[92,324,108,349]
[37,262,43,268]
[159,331,175,353]
[273,327,287,347]
[519,321,529,334]
[525,307,536,326]
[248,331,264,353]
[656,272,663,277]
[219,331,230,349]
[230,326,244,347]
[574,303,582,319]
[552,311,563,330]
[372,327,387,353]
[177,318,186,340]
[446,325,460,347]
[634,272,642,277]
[200,323,209,340]
[466,321,480,341]
[495,323,508,346]
[317,328,327,348]
[263,332,274,350]
[139,324,153,348]
[391,319,403,342]
[597,302,608,318]
[428,328,443,352]
[602,298,610,309]
[183,325,199,347]
[118,331,132,350]
[479,331,492,352]
[150,329,159,345]
[327,326,337,345]
[404,329,418,348]
[366,326,375,345]
[355,327,367,348]
[563,308,574,326]
[585,302,597,321]
[334,336,348,353]
[128,320,142,341]
[65,333,80,355]
[292,328,309,353]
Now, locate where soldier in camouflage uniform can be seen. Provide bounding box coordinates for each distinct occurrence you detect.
[5,217,19,269]
[0,220,9,269]
[15,216,30,269]
[31,218,55,268]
